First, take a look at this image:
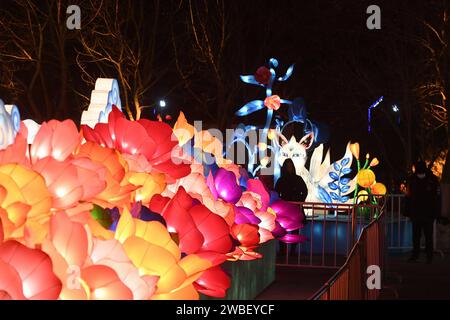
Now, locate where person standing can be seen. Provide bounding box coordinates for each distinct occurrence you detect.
[275,158,308,202]
[406,161,441,263]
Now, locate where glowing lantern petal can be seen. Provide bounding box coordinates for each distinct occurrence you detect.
[264,95,281,110]
[123,236,185,294]
[211,169,242,204]
[32,158,84,209]
[115,208,136,244]
[134,220,180,259]
[247,179,270,210]
[371,182,387,196]
[0,164,52,220]
[357,169,376,188]
[189,205,232,254]
[0,240,62,299]
[90,238,158,300]
[126,172,166,204]
[151,284,199,300]
[0,124,28,166]
[49,212,89,267]
[31,119,81,163]
[173,111,195,146]
[81,265,133,300]
[0,259,26,300]
[194,266,230,298]
[0,217,3,242]
[231,224,260,247]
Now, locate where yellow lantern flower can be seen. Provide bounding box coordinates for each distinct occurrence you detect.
[125,172,166,204]
[0,164,52,241]
[370,157,379,167]
[115,208,213,299]
[357,190,369,203]
[356,169,376,188]
[267,129,276,141]
[350,143,360,160]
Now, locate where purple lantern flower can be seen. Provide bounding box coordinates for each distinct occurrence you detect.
[278,234,308,244]
[271,221,287,238]
[235,206,261,225]
[207,168,243,204]
[270,200,305,232]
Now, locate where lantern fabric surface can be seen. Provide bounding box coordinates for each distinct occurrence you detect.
[0,240,62,300]
[82,107,191,181]
[356,169,376,188]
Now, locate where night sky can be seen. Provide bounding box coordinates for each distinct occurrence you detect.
[0,0,448,184]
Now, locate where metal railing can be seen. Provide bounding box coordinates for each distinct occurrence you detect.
[384,194,409,250]
[276,201,382,268]
[309,198,386,300]
[384,193,443,257]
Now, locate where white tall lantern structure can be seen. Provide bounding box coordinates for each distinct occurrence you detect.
[0,99,21,150]
[81,78,122,128]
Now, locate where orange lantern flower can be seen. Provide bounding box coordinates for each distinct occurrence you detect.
[0,164,52,241]
[264,95,281,110]
[76,142,136,208]
[80,265,133,300]
[32,157,106,209]
[356,169,376,188]
[370,157,379,167]
[173,111,195,146]
[350,142,360,160]
[371,182,387,196]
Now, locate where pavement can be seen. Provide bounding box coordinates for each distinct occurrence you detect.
[256,266,337,300]
[257,251,450,300]
[381,251,450,300]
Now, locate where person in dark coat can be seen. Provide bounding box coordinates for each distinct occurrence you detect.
[406,160,441,263]
[275,158,308,202]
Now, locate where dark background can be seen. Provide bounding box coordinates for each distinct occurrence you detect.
[0,0,448,185]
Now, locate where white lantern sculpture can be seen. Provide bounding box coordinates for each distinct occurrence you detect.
[81,78,122,128]
[0,99,21,150]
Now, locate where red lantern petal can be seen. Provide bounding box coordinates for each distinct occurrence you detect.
[0,240,62,300]
[194,266,230,298]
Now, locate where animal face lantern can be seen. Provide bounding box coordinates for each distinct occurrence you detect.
[276,132,314,174]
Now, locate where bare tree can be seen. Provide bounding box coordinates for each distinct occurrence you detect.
[417,1,450,181]
[77,0,172,120]
[170,0,252,131]
[0,0,101,121]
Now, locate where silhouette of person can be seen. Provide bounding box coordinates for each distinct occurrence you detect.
[406,160,441,263]
[275,158,308,202]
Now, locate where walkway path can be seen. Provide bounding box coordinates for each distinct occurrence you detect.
[381,252,450,299]
[256,266,336,300]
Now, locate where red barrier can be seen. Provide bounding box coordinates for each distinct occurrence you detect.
[310,197,386,300]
